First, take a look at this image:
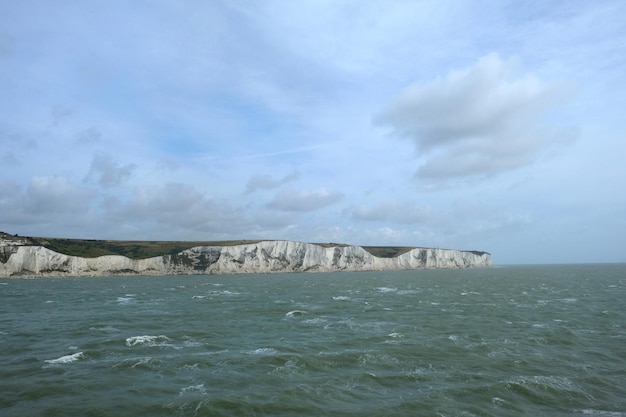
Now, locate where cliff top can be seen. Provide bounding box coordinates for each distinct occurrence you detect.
[0,231,488,260]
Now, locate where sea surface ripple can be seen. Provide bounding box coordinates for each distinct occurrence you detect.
[1,264,625,416]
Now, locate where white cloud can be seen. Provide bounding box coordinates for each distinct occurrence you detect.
[267,188,344,212]
[377,53,573,182]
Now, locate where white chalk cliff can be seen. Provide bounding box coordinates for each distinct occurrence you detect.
[0,240,491,278]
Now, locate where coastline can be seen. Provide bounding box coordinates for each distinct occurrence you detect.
[0,237,491,278]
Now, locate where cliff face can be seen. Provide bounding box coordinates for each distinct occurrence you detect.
[0,241,491,278]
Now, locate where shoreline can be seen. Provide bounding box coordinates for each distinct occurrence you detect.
[0,238,492,278]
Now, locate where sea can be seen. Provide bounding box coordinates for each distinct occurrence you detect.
[1,264,625,417]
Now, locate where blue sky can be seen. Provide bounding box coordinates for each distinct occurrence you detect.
[1,0,625,264]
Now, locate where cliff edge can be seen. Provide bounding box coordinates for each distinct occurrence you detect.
[0,234,491,278]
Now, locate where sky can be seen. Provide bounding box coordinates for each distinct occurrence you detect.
[1,1,625,265]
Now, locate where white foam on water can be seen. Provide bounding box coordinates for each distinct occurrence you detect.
[303,317,327,324]
[209,290,241,296]
[376,287,397,293]
[196,349,229,356]
[332,296,350,301]
[183,339,203,348]
[270,358,302,375]
[112,356,161,369]
[179,383,206,396]
[285,310,307,318]
[492,397,507,407]
[579,410,626,416]
[397,289,420,295]
[191,295,206,299]
[508,375,580,395]
[387,332,404,338]
[125,335,172,347]
[250,347,278,356]
[116,297,135,305]
[89,325,119,332]
[44,351,84,364]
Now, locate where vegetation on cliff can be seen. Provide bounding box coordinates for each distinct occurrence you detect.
[1,231,489,260]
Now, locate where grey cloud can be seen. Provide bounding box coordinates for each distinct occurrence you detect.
[0,180,20,202]
[268,188,344,212]
[102,183,302,239]
[26,177,92,215]
[50,105,73,127]
[245,171,299,194]
[75,127,103,145]
[1,152,19,166]
[85,152,136,187]
[156,157,181,171]
[0,177,94,226]
[106,183,251,235]
[377,53,573,181]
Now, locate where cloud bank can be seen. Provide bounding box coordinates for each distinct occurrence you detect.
[378,54,573,182]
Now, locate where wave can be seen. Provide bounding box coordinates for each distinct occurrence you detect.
[179,383,207,396]
[116,296,135,305]
[578,410,626,416]
[125,335,172,347]
[209,290,241,296]
[285,310,307,318]
[89,325,119,332]
[332,296,350,301]
[249,347,278,356]
[303,317,327,324]
[44,351,84,364]
[113,356,162,369]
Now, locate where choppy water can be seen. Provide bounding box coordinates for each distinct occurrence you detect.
[1,264,625,416]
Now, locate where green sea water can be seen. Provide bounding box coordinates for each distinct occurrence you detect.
[1,264,625,416]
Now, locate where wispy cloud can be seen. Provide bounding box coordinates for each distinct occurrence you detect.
[245,171,299,194]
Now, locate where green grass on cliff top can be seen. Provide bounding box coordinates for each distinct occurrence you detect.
[1,232,487,260]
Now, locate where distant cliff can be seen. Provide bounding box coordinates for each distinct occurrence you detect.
[0,238,491,278]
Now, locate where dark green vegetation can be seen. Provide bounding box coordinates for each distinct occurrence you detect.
[3,232,262,260]
[1,231,487,260]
